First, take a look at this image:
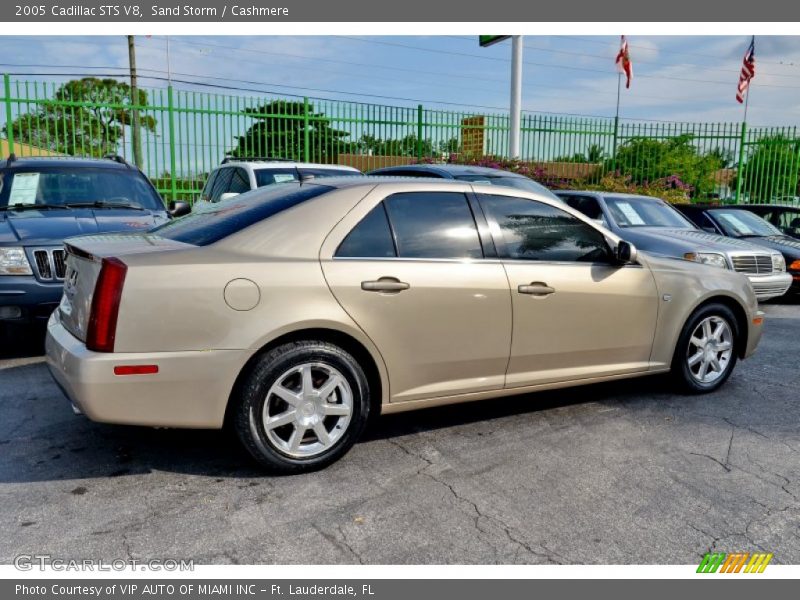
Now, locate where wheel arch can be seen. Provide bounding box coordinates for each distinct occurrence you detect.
[224,327,387,428]
[685,294,750,359]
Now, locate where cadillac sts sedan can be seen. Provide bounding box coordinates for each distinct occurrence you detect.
[46,178,765,472]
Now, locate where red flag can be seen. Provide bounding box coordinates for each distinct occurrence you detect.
[736,36,756,104]
[615,35,633,89]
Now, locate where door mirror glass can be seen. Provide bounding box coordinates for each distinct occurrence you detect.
[615,240,638,264]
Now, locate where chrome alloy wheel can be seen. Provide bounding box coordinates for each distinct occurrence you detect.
[686,316,734,384]
[262,363,353,458]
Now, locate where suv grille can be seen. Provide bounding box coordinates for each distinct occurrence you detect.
[731,255,773,275]
[32,249,67,281]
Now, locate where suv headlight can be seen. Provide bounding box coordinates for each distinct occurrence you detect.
[684,252,729,269]
[0,247,33,275]
[772,254,786,272]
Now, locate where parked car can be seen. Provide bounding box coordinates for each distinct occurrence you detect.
[47,178,764,472]
[367,163,561,199]
[674,204,800,294]
[195,158,362,208]
[698,203,800,240]
[0,154,187,343]
[556,191,791,301]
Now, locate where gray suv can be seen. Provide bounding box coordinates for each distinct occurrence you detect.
[557,191,791,301]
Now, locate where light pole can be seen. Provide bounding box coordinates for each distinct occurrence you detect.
[509,35,523,159]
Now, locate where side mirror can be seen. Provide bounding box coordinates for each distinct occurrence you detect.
[701,226,717,234]
[219,192,239,202]
[615,240,638,265]
[168,200,191,218]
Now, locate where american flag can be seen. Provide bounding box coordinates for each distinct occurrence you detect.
[736,36,756,104]
[615,35,633,89]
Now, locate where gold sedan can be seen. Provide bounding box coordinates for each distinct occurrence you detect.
[45,178,764,472]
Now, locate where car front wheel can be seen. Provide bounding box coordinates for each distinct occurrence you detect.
[672,303,739,393]
[233,340,371,473]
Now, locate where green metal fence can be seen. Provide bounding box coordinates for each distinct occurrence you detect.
[2,74,799,204]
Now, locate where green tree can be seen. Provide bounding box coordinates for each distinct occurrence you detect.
[553,143,606,164]
[3,77,156,157]
[737,135,800,202]
[229,100,350,162]
[608,134,725,197]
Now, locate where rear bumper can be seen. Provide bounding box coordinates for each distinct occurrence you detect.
[45,311,249,429]
[0,275,62,322]
[748,272,793,300]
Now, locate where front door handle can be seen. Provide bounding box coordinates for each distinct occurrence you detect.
[361,277,410,293]
[518,282,555,296]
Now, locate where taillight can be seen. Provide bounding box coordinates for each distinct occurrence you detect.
[86,257,127,352]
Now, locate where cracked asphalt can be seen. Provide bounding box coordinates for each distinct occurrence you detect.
[1,302,799,565]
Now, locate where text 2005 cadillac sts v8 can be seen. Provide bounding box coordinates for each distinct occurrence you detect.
[46,178,765,472]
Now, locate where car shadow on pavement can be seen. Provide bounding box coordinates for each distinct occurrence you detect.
[0,361,669,484]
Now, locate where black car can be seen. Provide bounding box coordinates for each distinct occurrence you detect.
[366,163,562,200]
[675,203,800,293]
[703,203,800,240]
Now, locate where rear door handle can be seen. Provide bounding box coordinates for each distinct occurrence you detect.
[361,277,410,293]
[518,282,555,296]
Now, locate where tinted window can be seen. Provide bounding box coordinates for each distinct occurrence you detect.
[480,194,611,262]
[254,167,359,187]
[0,167,164,211]
[336,204,396,258]
[563,195,606,222]
[710,209,782,237]
[209,168,234,202]
[300,168,361,179]
[200,171,217,202]
[151,183,332,246]
[384,192,482,259]
[228,168,251,194]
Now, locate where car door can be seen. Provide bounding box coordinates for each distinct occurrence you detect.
[321,187,512,404]
[477,192,659,388]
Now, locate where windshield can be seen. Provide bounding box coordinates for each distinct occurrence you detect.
[151,182,332,246]
[605,196,696,229]
[0,167,165,211]
[453,175,562,201]
[710,209,782,237]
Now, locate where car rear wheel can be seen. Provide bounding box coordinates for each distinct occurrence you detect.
[233,340,370,473]
[672,303,739,393]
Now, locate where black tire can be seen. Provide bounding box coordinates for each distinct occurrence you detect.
[233,340,370,473]
[671,302,739,394]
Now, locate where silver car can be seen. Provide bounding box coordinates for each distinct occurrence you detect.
[558,192,792,301]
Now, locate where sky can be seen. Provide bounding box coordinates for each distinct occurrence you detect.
[1,34,800,126]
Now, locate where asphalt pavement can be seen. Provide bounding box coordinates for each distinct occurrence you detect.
[1,303,798,565]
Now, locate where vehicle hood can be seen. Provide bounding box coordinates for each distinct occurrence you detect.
[733,235,800,260]
[618,227,770,255]
[0,208,170,246]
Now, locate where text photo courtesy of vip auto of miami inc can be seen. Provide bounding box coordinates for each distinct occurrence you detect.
[0,29,799,579]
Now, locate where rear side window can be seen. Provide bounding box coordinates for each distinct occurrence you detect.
[384,192,482,259]
[480,194,611,263]
[336,204,396,258]
[151,183,332,246]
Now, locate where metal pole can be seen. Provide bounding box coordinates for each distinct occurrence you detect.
[612,73,622,172]
[417,104,424,160]
[735,119,747,204]
[127,35,142,168]
[166,35,172,85]
[509,35,523,159]
[3,74,13,156]
[167,85,177,202]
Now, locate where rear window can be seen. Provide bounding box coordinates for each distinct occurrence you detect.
[254,167,359,187]
[151,183,332,246]
[0,166,165,211]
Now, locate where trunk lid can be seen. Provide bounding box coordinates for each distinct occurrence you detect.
[58,234,193,342]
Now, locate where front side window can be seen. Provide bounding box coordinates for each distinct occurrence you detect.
[228,168,251,194]
[383,192,482,259]
[209,168,234,202]
[479,194,611,263]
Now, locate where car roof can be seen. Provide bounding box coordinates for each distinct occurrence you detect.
[0,155,132,170]
[369,164,530,178]
[219,161,360,172]
[558,190,661,201]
